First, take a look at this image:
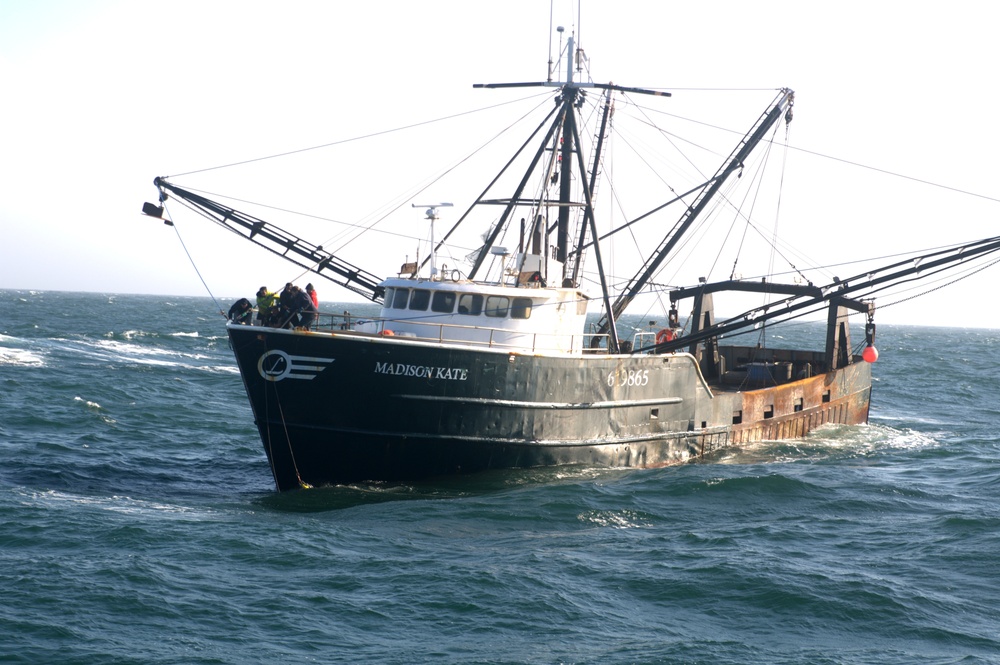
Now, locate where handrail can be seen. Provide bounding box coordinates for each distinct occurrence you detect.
[240,308,613,354]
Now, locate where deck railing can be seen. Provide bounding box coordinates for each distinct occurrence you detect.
[247,309,613,354]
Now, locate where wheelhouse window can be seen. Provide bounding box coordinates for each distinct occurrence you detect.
[457,293,483,315]
[391,288,410,309]
[383,287,394,306]
[409,289,430,311]
[431,291,456,313]
[484,296,509,318]
[511,297,532,319]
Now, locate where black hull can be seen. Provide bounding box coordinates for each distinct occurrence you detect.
[228,326,871,491]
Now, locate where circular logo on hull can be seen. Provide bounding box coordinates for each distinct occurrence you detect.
[258,350,292,382]
[256,350,335,382]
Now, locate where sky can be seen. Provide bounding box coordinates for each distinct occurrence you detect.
[1,0,998,328]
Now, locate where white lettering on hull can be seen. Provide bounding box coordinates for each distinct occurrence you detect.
[374,361,469,381]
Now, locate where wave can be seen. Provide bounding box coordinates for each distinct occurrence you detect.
[73,396,103,410]
[208,365,240,375]
[14,488,216,520]
[72,395,119,426]
[70,338,221,367]
[0,332,235,375]
[712,422,941,467]
[0,346,46,367]
[578,509,654,529]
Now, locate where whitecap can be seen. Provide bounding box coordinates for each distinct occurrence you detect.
[0,347,46,366]
[76,338,222,370]
[74,396,103,410]
[202,365,240,375]
[92,339,177,358]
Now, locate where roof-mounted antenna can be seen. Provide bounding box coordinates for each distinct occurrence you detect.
[551,26,565,83]
[565,29,574,85]
[412,203,453,279]
[547,1,555,82]
[576,0,583,77]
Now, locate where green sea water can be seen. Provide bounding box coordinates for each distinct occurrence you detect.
[2,289,999,664]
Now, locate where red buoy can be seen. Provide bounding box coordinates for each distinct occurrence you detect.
[862,345,879,363]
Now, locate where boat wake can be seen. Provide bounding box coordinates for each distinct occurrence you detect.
[712,422,940,466]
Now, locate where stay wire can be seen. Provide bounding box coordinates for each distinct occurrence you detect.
[166,92,552,179]
[163,203,227,317]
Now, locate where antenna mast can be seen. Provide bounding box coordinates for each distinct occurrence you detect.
[547,1,554,82]
[412,203,453,278]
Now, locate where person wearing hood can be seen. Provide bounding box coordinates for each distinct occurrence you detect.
[292,285,317,329]
[276,283,296,328]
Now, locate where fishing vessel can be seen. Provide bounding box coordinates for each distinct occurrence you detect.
[144,30,1000,491]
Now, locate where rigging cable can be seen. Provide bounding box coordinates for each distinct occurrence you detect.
[325,94,556,260]
[631,96,1000,207]
[756,115,794,349]
[161,203,226,317]
[167,93,550,178]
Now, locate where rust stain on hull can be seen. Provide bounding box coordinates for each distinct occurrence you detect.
[698,362,872,456]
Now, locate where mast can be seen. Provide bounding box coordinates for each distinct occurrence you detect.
[468,30,669,353]
[570,88,612,286]
[466,106,568,280]
[556,34,576,266]
[565,87,620,351]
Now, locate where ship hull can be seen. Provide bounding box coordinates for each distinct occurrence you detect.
[228,325,871,491]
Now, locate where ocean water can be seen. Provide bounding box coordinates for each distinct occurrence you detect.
[2,289,999,665]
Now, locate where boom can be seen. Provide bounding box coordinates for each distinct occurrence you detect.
[594,88,795,338]
[147,178,385,303]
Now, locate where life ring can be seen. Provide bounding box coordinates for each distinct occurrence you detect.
[655,328,676,345]
[381,329,395,336]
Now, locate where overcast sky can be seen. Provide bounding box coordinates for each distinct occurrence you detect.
[2,0,998,327]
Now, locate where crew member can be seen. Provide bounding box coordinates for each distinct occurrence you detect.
[227,297,253,325]
[292,285,317,329]
[277,283,296,328]
[255,286,278,327]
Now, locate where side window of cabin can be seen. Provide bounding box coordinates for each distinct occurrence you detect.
[511,298,532,319]
[431,291,456,313]
[409,289,430,311]
[392,288,410,309]
[457,293,483,315]
[485,296,509,318]
[383,287,394,306]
